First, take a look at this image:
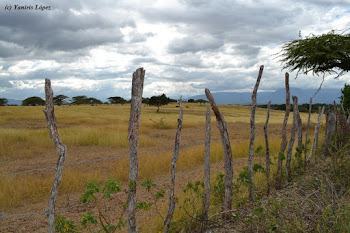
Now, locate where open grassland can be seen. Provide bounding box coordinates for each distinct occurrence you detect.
[0,103,324,232]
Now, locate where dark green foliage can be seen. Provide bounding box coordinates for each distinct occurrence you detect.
[340,83,350,111]
[149,93,171,112]
[187,98,195,103]
[22,96,45,106]
[0,97,8,106]
[280,30,350,77]
[108,96,126,105]
[53,95,69,106]
[81,212,98,227]
[141,178,156,192]
[71,96,102,105]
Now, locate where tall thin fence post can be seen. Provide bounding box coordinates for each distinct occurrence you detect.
[275,73,290,189]
[163,97,183,232]
[307,106,325,165]
[205,88,233,220]
[286,96,299,181]
[127,68,145,233]
[304,97,312,168]
[202,107,211,232]
[43,79,67,233]
[323,112,336,156]
[248,65,264,202]
[264,101,271,196]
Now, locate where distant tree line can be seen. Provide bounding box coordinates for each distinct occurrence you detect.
[258,103,335,113]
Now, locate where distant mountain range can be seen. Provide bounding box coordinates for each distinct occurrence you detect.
[7,99,22,105]
[188,88,342,105]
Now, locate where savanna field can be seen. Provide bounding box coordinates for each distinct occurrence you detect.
[0,103,323,232]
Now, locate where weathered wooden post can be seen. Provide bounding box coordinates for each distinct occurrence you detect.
[286,96,299,181]
[43,79,67,233]
[307,106,325,165]
[205,88,233,220]
[275,73,290,189]
[297,113,303,148]
[264,101,271,196]
[127,68,145,233]
[202,107,211,232]
[163,97,183,233]
[248,65,264,202]
[304,98,312,167]
[323,112,336,156]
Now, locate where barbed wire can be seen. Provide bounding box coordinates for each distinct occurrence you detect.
[0,139,222,177]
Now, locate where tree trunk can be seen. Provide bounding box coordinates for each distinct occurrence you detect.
[275,73,290,189]
[304,97,312,168]
[248,65,264,202]
[205,88,233,220]
[307,106,325,165]
[163,97,183,233]
[264,101,271,196]
[43,79,67,233]
[127,68,145,233]
[286,96,299,181]
[323,112,336,156]
[202,107,211,232]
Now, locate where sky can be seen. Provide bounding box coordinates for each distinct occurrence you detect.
[0,0,349,101]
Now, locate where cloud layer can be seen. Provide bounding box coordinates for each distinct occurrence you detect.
[0,0,349,101]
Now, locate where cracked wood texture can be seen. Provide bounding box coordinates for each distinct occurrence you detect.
[323,112,336,156]
[163,97,183,233]
[275,73,290,189]
[127,68,145,233]
[248,65,263,202]
[286,96,299,181]
[202,107,211,231]
[264,101,271,196]
[43,79,67,233]
[205,88,233,220]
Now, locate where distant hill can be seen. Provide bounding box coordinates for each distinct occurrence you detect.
[188,88,341,105]
[7,99,22,106]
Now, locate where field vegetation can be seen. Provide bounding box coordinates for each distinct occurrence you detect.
[0,103,323,232]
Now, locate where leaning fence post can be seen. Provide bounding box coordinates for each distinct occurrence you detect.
[202,107,211,231]
[286,96,299,181]
[275,73,290,189]
[304,97,312,168]
[323,112,336,156]
[264,101,271,196]
[248,65,264,202]
[205,88,233,220]
[163,97,183,233]
[43,79,67,233]
[127,68,145,233]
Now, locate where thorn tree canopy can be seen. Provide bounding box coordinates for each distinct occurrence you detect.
[0,98,8,106]
[280,30,350,78]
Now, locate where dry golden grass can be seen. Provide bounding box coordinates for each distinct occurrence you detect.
[0,103,324,232]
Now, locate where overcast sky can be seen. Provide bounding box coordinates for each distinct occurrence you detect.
[0,0,349,101]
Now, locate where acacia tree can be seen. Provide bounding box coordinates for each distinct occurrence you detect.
[280,30,350,79]
[149,94,170,112]
[53,95,68,106]
[195,99,209,105]
[108,96,126,105]
[22,96,45,106]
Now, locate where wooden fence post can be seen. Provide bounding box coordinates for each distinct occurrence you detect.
[307,106,325,165]
[163,97,183,232]
[275,73,290,189]
[286,96,299,181]
[43,79,67,233]
[323,112,336,156]
[304,97,312,168]
[264,101,271,196]
[127,68,145,233]
[297,113,303,148]
[205,88,233,220]
[248,65,264,202]
[202,107,211,231]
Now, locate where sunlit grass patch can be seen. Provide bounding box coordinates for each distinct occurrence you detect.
[0,128,52,158]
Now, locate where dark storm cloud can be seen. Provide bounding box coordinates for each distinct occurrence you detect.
[232,44,261,58]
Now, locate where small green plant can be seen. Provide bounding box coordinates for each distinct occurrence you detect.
[55,215,79,233]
